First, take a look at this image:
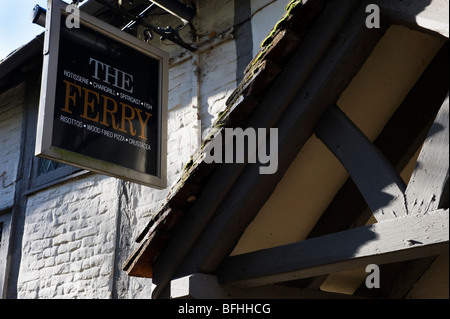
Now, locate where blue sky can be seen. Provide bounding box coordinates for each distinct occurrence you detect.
[0,0,70,61]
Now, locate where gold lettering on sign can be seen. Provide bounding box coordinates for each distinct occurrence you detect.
[61,80,152,140]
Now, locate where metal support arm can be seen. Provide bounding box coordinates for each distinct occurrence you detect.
[32,0,197,52]
[93,0,197,51]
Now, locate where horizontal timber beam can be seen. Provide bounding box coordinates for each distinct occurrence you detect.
[217,209,449,287]
[170,273,365,299]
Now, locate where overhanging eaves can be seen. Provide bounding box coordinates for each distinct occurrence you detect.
[123,0,449,299]
[123,0,331,280]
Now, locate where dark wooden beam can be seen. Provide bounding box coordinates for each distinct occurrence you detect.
[217,209,449,287]
[315,105,407,221]
[295,43,448,292]
[354,93,449,298]
[309,42,449,238]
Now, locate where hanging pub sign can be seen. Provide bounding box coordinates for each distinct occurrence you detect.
[36,0,168,188]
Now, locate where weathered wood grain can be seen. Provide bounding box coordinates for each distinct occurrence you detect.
[217,209,449,287]
[405,94,449,215]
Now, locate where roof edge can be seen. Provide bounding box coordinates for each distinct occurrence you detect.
[123,0,328,278]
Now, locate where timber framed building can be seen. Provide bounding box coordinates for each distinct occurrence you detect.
[0,0,448,299]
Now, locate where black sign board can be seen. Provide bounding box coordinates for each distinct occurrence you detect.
[36,0,168,188]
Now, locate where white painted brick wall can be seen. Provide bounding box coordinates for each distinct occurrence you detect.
[0,84,24,211]
[18,175,120,298]
[199,40,237,133]
[123,58,201,227]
